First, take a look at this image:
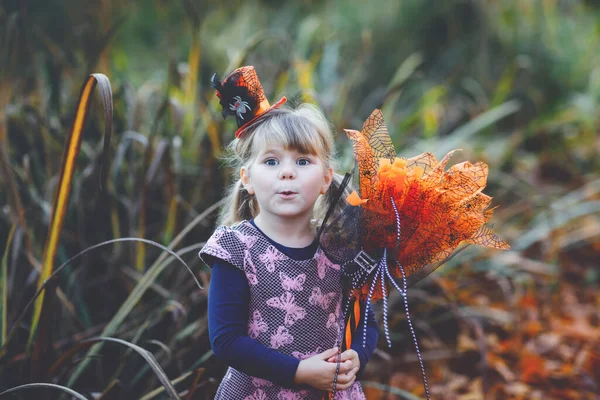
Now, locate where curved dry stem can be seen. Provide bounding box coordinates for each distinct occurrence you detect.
[0,383,88,400]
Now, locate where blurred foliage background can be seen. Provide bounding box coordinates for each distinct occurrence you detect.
[0,0,599,399]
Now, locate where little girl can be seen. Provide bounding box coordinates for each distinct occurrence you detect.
[200,66,379,399]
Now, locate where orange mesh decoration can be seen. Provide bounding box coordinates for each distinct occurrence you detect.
[318,109,509,400]
[342,109,509,301]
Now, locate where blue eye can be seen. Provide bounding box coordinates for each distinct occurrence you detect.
[297,158,311,166]
[265,158,279,166]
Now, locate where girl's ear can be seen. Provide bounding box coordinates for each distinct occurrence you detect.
[240,167,255,195]
[320,167,333,195]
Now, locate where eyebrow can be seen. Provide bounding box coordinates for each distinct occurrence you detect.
[262,146,289,154]
[259,148,314,158]
[260,149,279,156]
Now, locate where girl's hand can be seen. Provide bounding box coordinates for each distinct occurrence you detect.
[327,349,360,371]
[294,348,359,391]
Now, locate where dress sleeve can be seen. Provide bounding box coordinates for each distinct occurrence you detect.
[199,226,244,271]
[208,259,301,386]
[351,302,379,379]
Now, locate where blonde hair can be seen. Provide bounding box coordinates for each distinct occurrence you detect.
[218,103,349,227]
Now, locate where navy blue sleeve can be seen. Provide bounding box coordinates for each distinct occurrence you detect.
[208,259,300,386]
[351,302,379,379]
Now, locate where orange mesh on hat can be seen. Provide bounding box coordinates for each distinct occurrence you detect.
[212,66,287,138]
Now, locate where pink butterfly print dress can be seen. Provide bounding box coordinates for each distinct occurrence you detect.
[199,221,366,399]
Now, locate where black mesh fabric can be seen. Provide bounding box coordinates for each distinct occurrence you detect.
[200,221,366,400]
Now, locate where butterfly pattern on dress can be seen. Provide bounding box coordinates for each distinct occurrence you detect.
[308,287,338,311]
[204,228,232,260]
[335,391,350,400]
[279,272,306,292]
[292,347,322,360]
[248,310,269,339]
[270,326,294,349]
[326,312,338,329]
[315,249,340,279]
[266,292,306,327]
[234,230,259,249]
[258,245,287,272]
[243,250,259,285]
[251,377,273,388]
[346,384,364,400]
[327,297,342,330]
[243,388,267,400]
[277,389,309,400]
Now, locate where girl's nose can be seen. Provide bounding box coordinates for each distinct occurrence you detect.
[278,163,296,179]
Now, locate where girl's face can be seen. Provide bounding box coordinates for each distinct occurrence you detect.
[241,144,333,222]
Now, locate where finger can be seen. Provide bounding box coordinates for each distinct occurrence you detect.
[341,349,358,361]
[338,371,355,385]
[328,350,345,361]
[327,353,342,363]
[337,363,350,374]
[344,359,353,370]
[328,361,343,377]
[339,359,354,374]
[337,366,358,384]
[319,347,339,360]
[346,367,359,381]
[336,375,356,391]
[332,361,354,375]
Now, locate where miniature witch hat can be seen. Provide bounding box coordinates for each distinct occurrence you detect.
[211,65,287,138]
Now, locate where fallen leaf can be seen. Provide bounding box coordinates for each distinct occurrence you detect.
[519,351,547,383]
[488,353,516,381]
[456,377,483,400]
[503,381,531,397]
[523,320,542,336]
[551,316,600,341]
[532,333,561,354]
[518,294,537,310]
[582,349,600,383]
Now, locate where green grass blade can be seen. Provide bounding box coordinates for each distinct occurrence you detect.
[515,200,600,250]
[405,99,521,158]
[0,225,16,346]
[0,237,197,358]
[67,200,223,387]
[0,139,31,261]
[92,73,114,191]
[381,52,423,117]
[140,370,197,400]
[81,337,181,400]
[135,146,151,272]
[97,379,121,400]
[183,29,200,140]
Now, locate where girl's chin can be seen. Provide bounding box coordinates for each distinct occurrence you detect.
[264,208,311,219]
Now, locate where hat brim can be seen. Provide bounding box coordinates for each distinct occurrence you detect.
[234,96,287,138]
